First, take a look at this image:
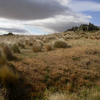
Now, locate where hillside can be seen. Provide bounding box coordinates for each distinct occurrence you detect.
[66,22,100,32]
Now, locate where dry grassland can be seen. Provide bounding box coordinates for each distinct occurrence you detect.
[0,31,100,100]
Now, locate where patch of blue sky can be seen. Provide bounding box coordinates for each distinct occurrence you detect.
[76,0,100,3]
[82,11,100,26]
[25,27,48,35]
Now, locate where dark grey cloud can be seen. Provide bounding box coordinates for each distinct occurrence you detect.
[0,27,28,33]
[0,0,69,20]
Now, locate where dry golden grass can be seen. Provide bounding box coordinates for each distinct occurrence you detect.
[32,44,42,52]
[0,95,4,100]
[46,87,100,100]
[0,42,13,60]
[28,41,33,46]
[0,30,100,99]
[0,66,19,89]
[25,40,29,45]
[17,42,25,48]
[11,43,20,53]
[45,43,52,51]
[54,39,67,48]
[42,39,47,43]
[0,47,6,65]
[48,93,68,100]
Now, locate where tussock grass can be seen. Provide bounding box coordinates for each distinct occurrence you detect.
[17,42,25,49]
[45,43,52,51]
[0,42,13,60]
[45,87,100,100]
[28,42,33,46]
[0,47,6,65]
[32,44,42,52]
[54,39,67,48]
[11,43,20,53]
[25,40,29,45]
[33,40,44,46]
[48,93,68,100]
[42,39,47,43]
[0,66,19,88]
[0,95,4,100]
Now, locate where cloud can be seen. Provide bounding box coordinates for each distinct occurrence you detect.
[0,0,94,35]
[0,0,69,20]
[0,27,28,33]
[69,1,100,12]
[24,12,90,33]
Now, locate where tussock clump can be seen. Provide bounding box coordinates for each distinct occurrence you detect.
[25,40,29,45]
[11,43,20,53]
[45,43,52,51]
[0,66,19,89]
[0,47,6,65]
[42,39,47,43]
[48,93,68,100]
[47,87,100,100]
[0,42,13,60]
[0,95,4,100]
[32,44,42,52]
[28,42,33,46]
[17,42,25,49]
[53,39,67,48]
[33,40,44,47]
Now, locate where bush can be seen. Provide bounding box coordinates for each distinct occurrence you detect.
[0,42,13,60]
[0,66,19,88]
[45,43,52,51]
[53,40,67,48]
[11,43,20,53]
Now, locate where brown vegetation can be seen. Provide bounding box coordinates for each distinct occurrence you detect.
[0,42,13,60]
[0,30,100,100]
[54,39,67,48]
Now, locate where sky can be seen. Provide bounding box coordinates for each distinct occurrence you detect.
[0,0,100,35]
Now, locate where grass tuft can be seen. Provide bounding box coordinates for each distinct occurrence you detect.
[32,44,42,52]
[0,42,13,60]
[54,40,67,48]
[0,47,6,65]
[0,66,20,89]
[45,44,52,51]
[11,43,20,53]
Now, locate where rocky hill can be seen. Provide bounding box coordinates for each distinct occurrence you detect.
[66,22,100,32]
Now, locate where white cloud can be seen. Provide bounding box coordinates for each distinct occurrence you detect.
[24,12,90,33]
[0,18,28,34]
